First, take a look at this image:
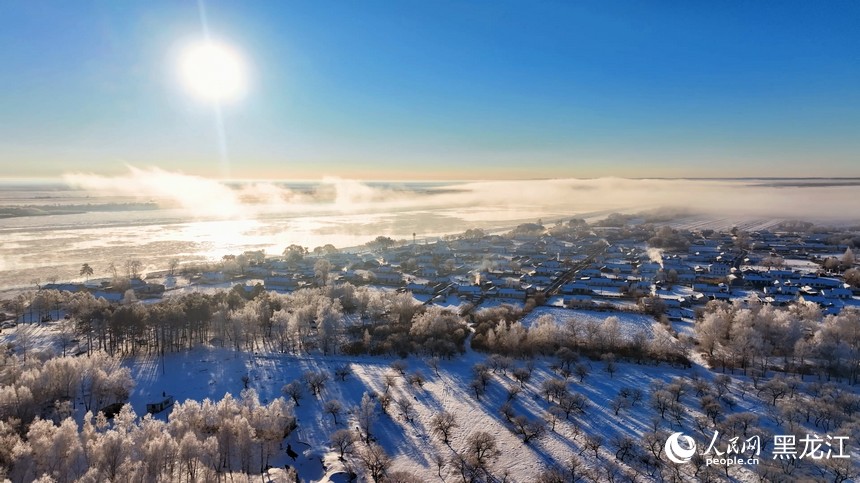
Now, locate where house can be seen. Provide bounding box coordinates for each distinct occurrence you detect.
[134,282,165,298]
[490,288,526,302]
[708,263,732,277]
[456,285,482,298]
[764,282,799,296]
[265,276,298,290]
[147,395,174,414]
[821,287,853,300]
[420,267,438,278]
[201,271,226,283]
[370,269,403,286]
[245,266,270,277]
[560,282,592,295]
[742,271,772,289]
[798,276,843,290]
[406,282,436,295]
[797,294,840,312]
[43,283,84,293]
[637,262,662,277]
[579,269,602,278]
[564,295,594,308]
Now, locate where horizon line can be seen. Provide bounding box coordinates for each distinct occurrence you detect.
[3,175,860,185]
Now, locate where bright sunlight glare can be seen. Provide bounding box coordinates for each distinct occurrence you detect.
[178,40,248,103]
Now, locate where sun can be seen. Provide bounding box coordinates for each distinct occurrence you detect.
[178,40,248,103]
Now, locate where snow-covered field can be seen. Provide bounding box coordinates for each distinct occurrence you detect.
[661,215,787,233]
[126,344,706,482]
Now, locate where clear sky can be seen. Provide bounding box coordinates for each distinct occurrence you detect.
[0,1,858,180]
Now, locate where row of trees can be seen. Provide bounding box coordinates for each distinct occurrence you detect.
[470,304,689,365]
[42,283,447,358]
[65,282,459,360]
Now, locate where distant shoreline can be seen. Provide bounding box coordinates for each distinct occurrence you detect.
[0,202,159,220]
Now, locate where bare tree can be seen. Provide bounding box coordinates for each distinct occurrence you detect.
[282,380,303,406]
[303,370,329,396]
[473,363,491,388]
[390,360,408,376]
[396,396,416,423]
[126,259,142,279]
[651,390,673,419]
[842,248,855,267]
[542,378,568,403]
[710,374,730,397]
[330,429,354,459]
[408,371,425,388]
[601,353,617,378]
[545,406,565,432]
[583,434,604,459]
[557,392,588,419]
[758,377,789,406]
[383,373,398,393]
[378,392,392,415]
[845,268,860,288]
[574,363,589,383]
[610,394,631,416]
[469,378,486,400]
[465,431,500,473]
[324,400,343,425]
[506,384,521,402]
[430,411,458,445]
[358,442,391,483]
[611,435,637,462]
[512,367,531,387]
[511,415,545,444]
[80,263,94,282]
[334,364,352,381]
[433,453,446,479]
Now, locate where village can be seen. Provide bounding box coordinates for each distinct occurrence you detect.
[13,215,857,333]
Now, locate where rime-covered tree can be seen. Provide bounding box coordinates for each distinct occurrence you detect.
[355,392,377,444]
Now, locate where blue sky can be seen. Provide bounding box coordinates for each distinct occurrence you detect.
[0,1,858,179]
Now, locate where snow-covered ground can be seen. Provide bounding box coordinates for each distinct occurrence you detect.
[125,343,706,482]
[5,303,859,482]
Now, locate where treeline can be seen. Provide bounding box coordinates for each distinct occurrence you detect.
[470,304,690,366]
[1,390,294,482]
[25,283,466,360]
[22,283,693,368]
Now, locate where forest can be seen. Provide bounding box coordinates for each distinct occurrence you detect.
[1,282,860,482]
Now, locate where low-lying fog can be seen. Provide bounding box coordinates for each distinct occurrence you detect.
[0,166,857,290]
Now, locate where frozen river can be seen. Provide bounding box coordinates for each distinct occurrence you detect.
[2,176,858,290]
